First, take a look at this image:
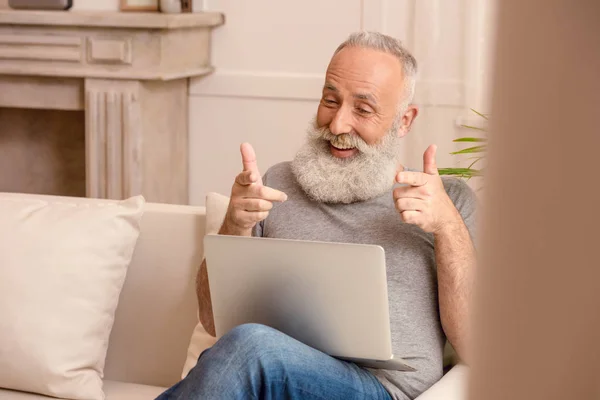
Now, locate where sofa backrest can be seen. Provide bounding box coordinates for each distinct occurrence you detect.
[103,202,205,388]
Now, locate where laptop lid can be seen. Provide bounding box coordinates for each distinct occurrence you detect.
[203,234,393,362]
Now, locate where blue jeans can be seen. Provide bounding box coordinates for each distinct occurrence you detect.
[156,323,392,400]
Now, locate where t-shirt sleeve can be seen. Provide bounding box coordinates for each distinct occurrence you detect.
[442,177,479,247]
[252,220,264,237]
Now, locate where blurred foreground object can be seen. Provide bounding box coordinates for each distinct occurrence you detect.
[469,0,600,399]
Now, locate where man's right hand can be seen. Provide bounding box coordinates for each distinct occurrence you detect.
[220,143,287,236]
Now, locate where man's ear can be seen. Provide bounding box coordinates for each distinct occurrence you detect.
[397,105,419,138]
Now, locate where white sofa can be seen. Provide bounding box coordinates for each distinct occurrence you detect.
[0,193,467,400]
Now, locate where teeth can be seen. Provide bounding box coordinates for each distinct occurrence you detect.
[332,143,355,150]
[330,139,355,150]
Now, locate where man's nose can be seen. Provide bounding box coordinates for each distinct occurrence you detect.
[329,106,352,135]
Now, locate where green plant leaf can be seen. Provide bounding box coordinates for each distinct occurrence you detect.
[460,125,487,132]
[467,157,484,169]
[450,145,487,155]
[470,108,489,120]
[453,137,487,143]
[438,168,482,177]
[439,107,488,181]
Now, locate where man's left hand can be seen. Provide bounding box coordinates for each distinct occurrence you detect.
[394,145,461,234]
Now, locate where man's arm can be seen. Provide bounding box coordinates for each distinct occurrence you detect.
[197,258,216,336]
[196,142,286,337]
[394,144,476,363]
[197,221,254,338]
[433,214,476,363]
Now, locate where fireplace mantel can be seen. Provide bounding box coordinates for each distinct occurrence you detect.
[0,9,224,204]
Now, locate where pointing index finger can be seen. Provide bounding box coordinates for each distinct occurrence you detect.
[255,185,288,202]
[396,171,429,187]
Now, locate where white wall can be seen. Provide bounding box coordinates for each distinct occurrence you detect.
[189,0,496,205]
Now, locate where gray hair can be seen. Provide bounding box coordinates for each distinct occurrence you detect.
[334,31,418,110]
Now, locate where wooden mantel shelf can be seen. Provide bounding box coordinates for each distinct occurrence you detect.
[0,9,225,204]
[0,10,224,29]
[0,10,225,81]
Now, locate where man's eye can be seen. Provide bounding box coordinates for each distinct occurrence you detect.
[324,99,337,104]
[357,108,371,115]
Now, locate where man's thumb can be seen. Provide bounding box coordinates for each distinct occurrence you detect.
[240,143,260,174]
[423,144,438,175]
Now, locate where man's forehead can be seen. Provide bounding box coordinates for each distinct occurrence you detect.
[324,81,379,104]
[325,47,404,92]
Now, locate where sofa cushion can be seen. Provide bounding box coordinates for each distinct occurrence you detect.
[0,380,166,400]
[0,193,145,400]
[414,364,469,400]
[103,381,167,400]
[101,201,208,388]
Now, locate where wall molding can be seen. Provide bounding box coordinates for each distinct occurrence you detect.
[190,70,323,101]
[190,70,464,106]
[85,79,142,200]
[192,0,466,107]
[0,34,81,62]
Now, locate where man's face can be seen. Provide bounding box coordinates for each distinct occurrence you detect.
[316,46,407,159]
[291,46,418,204]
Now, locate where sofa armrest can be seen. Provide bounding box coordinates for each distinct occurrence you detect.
[414,364,469,400]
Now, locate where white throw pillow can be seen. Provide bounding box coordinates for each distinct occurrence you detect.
[0,193,145,400]
[181,192,229,378]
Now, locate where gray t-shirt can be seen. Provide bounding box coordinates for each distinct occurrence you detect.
[253,161,477,400]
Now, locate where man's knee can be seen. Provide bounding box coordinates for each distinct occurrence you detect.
[210,324,292,380]
[170,325,293,399]
[220,323,286,351]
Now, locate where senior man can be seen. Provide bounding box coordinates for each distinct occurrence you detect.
[157,31,477,400]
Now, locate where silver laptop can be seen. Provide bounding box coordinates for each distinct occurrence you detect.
[203,234,416,372]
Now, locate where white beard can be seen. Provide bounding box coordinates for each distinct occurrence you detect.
[291,116,403,204]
